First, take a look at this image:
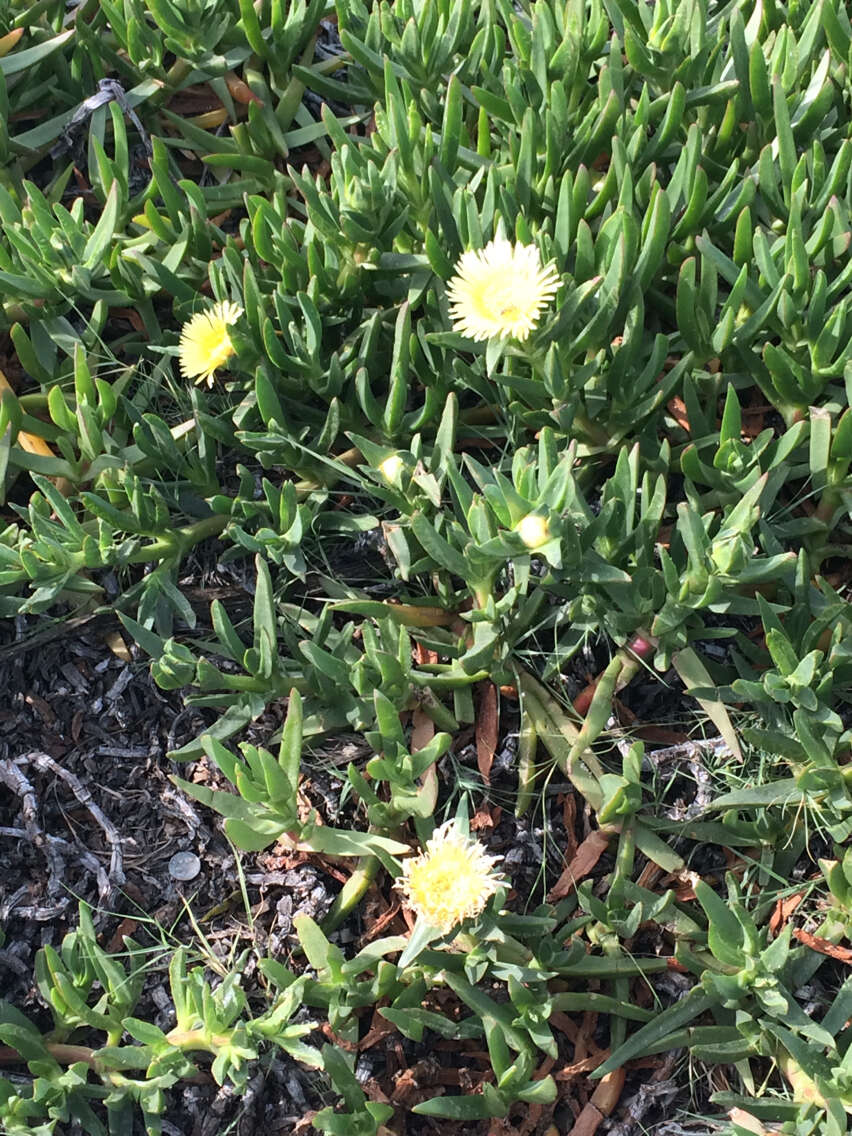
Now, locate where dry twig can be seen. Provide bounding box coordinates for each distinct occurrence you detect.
[21,750,126,886]
[0,758,41,846]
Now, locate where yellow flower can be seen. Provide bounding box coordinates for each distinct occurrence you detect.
[378,454,404,483]
[178,300,243,386]
[446,236,560,342]
[397,820,503,933]
[515,513,550,549]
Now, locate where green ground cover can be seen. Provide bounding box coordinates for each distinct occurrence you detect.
[3,0,852,1131]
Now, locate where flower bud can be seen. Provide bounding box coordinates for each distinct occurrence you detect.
[515,513,550,549]
[379,454,404,483]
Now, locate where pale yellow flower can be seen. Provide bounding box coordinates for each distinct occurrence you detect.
[515,514,550,549]
[178,301,243,386]
[398,820,503,933]
[378,454,404,483]
[447,237,560,342]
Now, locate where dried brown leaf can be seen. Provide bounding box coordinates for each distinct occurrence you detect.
[547,828,613,900]
[792,928,852,962]
[476,682,498,784]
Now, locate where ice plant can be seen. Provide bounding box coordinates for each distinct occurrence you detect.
[515,513,550,549]
[446,236,560,341]
[398,820,503,933]
[178,300,243,386]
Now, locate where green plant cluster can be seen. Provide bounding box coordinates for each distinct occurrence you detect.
[4,0,852,1130]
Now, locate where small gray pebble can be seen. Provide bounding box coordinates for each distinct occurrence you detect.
[168,851,201,881]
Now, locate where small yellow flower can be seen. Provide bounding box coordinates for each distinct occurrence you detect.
[515,514,550,549]
[378,454,404,483]
[446,236,560,342]
[178,300,243,386]
[397,820,503,933]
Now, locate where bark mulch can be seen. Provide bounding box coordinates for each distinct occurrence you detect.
[0,605,718,1136]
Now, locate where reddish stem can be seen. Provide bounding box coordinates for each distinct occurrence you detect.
[0,1042,209,1084]
[572,632,657,717]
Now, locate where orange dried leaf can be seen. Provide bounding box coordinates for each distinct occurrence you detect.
[633,726,689,745]
[387,602,456,627]
[769,891,805,936]
[792,928,852,962]
[590,1067,625,1116]
[667,395,691,432]
[561,792,578,860]
[0,368,55,458]
[17,431,55,458]
[0,27,24,57]
[188,108,229,129]
[470,805,496,832]
[549,1011,579,1040]
[112,307,145,333]
[476,682,498,784]
[572,679,597,717]
[358,1017,397,1051]
[103,630,132,663]
[666,956,689,973]
[410,707,435,753]
[413,641,439,665]
[555,1052,610,1079]
[106,917,139,953]
[728,1108,769,1134]
[547,828,612,900]
[320,1024,358,1051]
[635,861,661,889]
[224,73,263,105]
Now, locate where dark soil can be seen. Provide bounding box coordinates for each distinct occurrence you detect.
[0,574,726,1136]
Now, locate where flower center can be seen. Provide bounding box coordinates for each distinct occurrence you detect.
[205,329,235,369]
[408,846,487,926]
[477,275,527,320]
